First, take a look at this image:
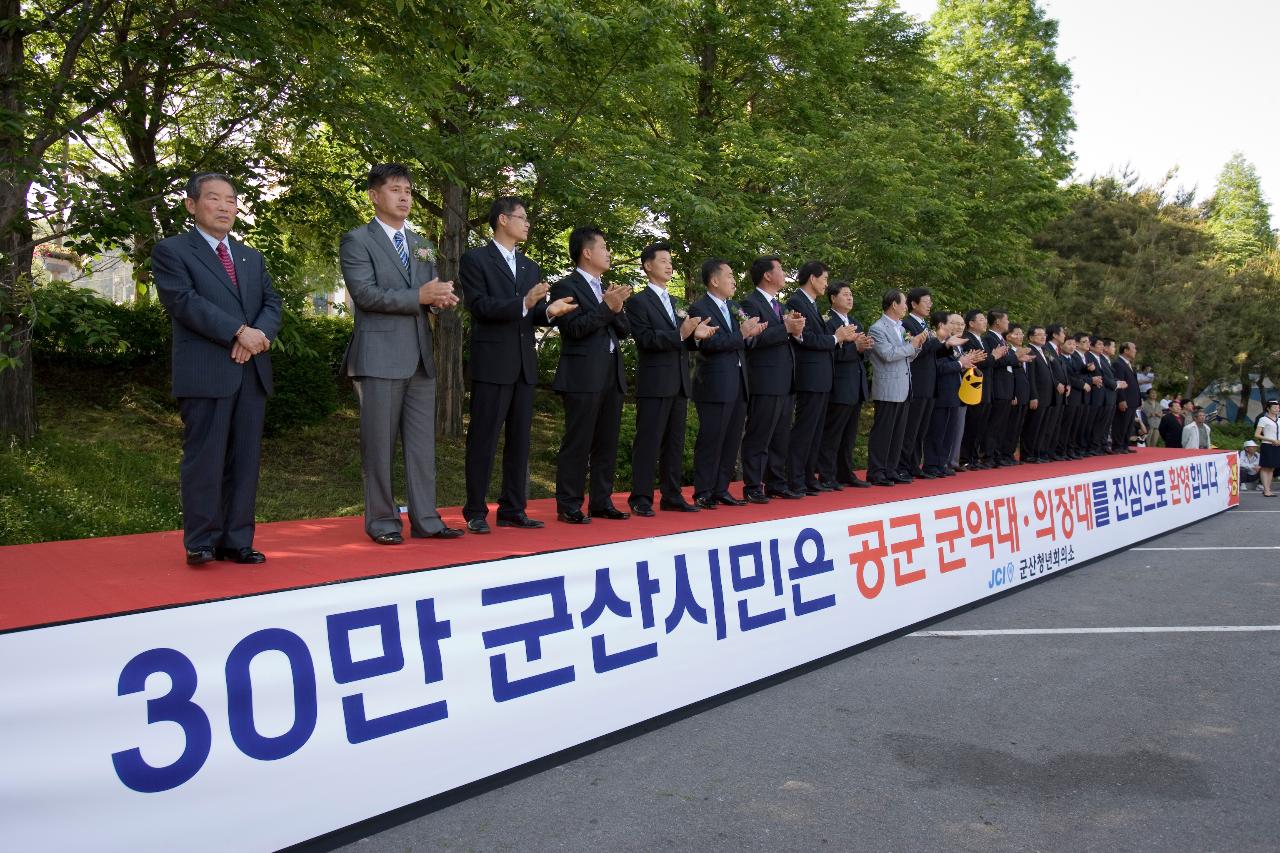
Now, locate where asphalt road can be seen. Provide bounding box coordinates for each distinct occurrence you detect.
[304,489,1280,853]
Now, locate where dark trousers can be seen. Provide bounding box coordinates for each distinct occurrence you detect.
[464,379,534,521]
[1092,404,1112,451]
[1021,402,1045,458]
[1060,404,1083,454]
[788,391,828,491]
[694,392,748,499]
[985,398,1013,461]
[868,399,910,481]
[178,368,267,551]
[818,400,863,483]
[898,396,933,476]
[630,393,689,508]
[1112,407,1135,450]
[741,393,791,492]
[1043,403,1064,456]
[961,399,990,464]
[924,404,958,473]
[1003,403,1027,459]
[556,383,624,514]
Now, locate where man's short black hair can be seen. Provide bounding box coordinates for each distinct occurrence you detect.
[1028,325,1046,338]
[701,258,729,286]
[1047,323,1064,338]
[882,289,906,312]
[569,226,605,265]
[797,260,829,286]
[749,256,781,286]
[965,308,985,325]
[186,172,236,199]
[986,309,1007,326]
[487,196,526,231]
[640,242,672,267]
[907,287,932,310]
[1007,322,1023,334]
[367,163,412,190]
[826,279,852,301]
[930,309,951,330]
[1073,331,1090,343]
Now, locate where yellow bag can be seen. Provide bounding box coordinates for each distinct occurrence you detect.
[959,367,983,405]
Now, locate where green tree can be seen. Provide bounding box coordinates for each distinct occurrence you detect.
[1204,153,1274,271]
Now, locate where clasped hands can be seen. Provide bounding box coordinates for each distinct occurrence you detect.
[231,326,270,364]
[523,280,577,318]
[680,315,718,341]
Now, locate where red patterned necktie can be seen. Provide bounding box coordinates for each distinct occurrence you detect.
[216,242,238,287]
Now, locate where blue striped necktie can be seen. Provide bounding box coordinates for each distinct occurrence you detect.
[393,231,410,272]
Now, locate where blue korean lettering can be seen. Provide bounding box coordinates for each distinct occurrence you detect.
[225,628,318,761]
[788,528,837,615]
[580,567,659,673]
[664,553,709,634]
[482,577,576,702]
[1091,480,1110,528]
[726,541,787,632]
[112,648,212,793]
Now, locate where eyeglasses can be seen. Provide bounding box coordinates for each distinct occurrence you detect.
[504,213,530,223]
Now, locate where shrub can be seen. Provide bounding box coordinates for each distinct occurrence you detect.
[264,313,353,435]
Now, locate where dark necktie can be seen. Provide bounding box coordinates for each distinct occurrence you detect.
[771,297,782,321]
[216,242,238,287]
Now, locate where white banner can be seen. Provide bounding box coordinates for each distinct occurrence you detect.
[0,453,1236,851]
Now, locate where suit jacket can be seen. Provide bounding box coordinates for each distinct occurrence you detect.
[825,312,870,406]
[625,285,693,398]
[786,291,835,394]
[1065,350,1087,406]
[460,241,552,385]
[1012,353,1032,405]
[550,270,630,394]
[1028,345,1053,407]
[740,288,794,396]
[688,294,749,403]
[1097,353,1119,406]
[1114,356,1142,410]
[1181,421,1211,449]
[1083,351,1105,407]
[904,313,944,399]
[1047,343,1069,406]
[340,220,437,379]
[933,343,965,409]
[1158,412,1184,448]
[983,330,1017,401]
[868,314,918,403]
[153,228,282,398]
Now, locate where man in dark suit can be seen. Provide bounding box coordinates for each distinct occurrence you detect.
[740,256,804,502]
[982,310,1018,466]
[1001,323,1037,464]
[1075,333,1104,455]
[899,287,945,479]
[1020,325,1054,462]
[787,261,860,494]
[341,164,463,545]
[153,172,282,566]
[625,243,714,516]
[459,196,576,534]
[550,227,632,524]
[924,311,982,477]
[1061,333,1088,459]
[1092,336,1119,453]
[1044,324,1071,460]
[959,309,1006,469]
[1112,341,1142,453]
[1158,400,1185,449]
[818,280,872,488]
[689,259,766,509]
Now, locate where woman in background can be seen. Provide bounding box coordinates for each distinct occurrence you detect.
[1254,400,1280,497]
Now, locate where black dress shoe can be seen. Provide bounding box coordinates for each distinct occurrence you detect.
[590,505,631,520]
[823,481,845,491]
[916,470,937,479]
[466,518,491,534]
[812,482,834,492]
[869,477,895,487]
[557,510,591,524]
[908,468,927,479]
[497,514,545,529]
[892,474,913,485]
[215,546,266,564]
[628,503,656,517]
[694,496,719,510]
[743,490,770,505]
[714,493,747,507]
[186,547,215,566]
[804,486,821,496]
[766,488,803,500]
[660,499,700,512]
[372,531,403,545]
[415,526,465,539]
[844,477,872,489]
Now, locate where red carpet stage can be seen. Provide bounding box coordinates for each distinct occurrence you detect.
[0,448,1217,632]
[0,449,1237,852]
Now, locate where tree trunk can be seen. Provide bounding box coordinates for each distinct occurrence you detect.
[433,180,468,439]
[0,0,36,442]
[1236,356,1253,423]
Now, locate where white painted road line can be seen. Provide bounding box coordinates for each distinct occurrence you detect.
[911,626,1280,637]
[1132,546,1280,551]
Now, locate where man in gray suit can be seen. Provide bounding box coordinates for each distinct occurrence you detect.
[866,289,926,486]
[341,164,463,544]
[153,172,282,566]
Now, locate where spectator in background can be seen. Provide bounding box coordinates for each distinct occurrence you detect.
[1255,400,1280,498]
[1181,409,1214,449]
[1158,400,1184,448]
[1239,441,1262,490]
[1141,389,1163,430]
[1136,365,1155,395]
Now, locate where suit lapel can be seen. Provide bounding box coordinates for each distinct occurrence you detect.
[228,237,254,305]
[486,241,517,289]
[646,286,676,328]
[367,221,411,285]
[187,229,241,302]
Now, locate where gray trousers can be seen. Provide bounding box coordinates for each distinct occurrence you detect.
[355,364,443,538]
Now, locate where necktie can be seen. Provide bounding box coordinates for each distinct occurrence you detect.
[660,291,675,324]
[505,250,517,279]
[720,301,733,330]
[771,297,782,321]
[592,277,615,352]
[215,242,238,287]
[393,231,410,272]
